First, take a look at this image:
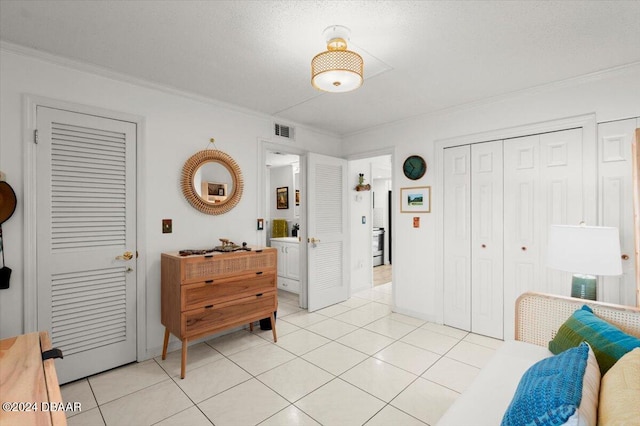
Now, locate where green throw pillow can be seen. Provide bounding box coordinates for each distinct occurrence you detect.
[548,305,640,375]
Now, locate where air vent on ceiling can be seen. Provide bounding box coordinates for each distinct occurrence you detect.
[274,123,294,140]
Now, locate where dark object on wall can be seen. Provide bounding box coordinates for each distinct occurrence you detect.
[0,181,17,224]
[276,187,289,209]
[402,155,427,180]
[0,226,10,289]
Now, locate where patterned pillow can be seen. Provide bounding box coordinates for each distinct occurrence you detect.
[598,348,640,425]
[501,343,591,426]
[548,305,640,375]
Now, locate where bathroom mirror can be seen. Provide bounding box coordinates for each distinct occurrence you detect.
[181,149,244,215]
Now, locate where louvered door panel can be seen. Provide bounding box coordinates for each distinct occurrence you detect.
[51,267,127,355]
[51,123,126,251]
[307,153,348,311]
[36,106,137,384]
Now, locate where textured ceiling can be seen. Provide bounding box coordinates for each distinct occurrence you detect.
[1,1,639,136]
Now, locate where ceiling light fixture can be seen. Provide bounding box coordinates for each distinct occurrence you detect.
[311,25,363,93]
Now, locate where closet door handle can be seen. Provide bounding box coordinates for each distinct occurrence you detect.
[621,254,629,260]
[481,244,486,248]
[521,246,527,251]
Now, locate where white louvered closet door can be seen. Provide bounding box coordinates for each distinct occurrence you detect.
[306,152,348,312]
[36,106,137,384]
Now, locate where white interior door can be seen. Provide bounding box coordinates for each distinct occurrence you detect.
[443,145,471,331]
[471,141,504,339]
[36,106,137,383]
[306,152,348,311]
[503,128,582,338]
[598,118,638,306]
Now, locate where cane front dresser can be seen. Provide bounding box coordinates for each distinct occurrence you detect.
[161,247,277,378]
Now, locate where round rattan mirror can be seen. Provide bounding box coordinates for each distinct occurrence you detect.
[181,149,244,215]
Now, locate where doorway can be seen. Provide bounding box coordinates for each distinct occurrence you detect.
[371,156,393,288]
[261,144,350,312]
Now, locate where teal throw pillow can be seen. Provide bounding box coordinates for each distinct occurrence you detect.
[548,305,640,375]
[501,343,589,426]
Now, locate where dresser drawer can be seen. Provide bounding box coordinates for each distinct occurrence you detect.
[182,273,276,311]
[183,292,276,338]
[181,250,276,284]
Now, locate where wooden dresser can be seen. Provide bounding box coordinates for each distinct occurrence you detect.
[0,332,66,426]
[161,247,278,378]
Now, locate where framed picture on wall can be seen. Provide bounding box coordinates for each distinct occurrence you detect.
[277,186,289,209]
[400,186,431,213]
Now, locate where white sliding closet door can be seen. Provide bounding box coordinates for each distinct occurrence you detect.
[471,141,504,339]
[598,118,639,306]
[443,146,471,331]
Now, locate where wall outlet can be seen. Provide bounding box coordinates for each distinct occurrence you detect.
[162,219,172,233]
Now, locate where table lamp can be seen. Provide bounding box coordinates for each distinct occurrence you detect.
[547,224,623,300]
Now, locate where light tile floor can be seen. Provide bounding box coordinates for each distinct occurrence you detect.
[62,284,503,426]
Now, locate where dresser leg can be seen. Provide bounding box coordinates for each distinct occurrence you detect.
[162,328,170,360]
[270,313,277,342]
[181,339,187,379]
[249,322,254,332]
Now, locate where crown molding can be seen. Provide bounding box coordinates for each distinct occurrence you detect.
[343,61,640,139]
[0,41,340,139]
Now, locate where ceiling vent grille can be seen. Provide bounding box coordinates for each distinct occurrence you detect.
[274,123,294,140]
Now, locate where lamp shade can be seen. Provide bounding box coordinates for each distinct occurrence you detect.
[547,225,623,276]
[311,25,363,93]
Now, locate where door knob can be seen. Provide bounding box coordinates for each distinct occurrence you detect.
[481,244,486,248]
[621,254,629,260]
[308,237,321,244]
[116,251,134,261]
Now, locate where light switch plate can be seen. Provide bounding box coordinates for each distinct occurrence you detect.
[413,217,420,228]
[162,219,172,233]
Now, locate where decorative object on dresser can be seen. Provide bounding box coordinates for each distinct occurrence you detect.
[161,247,278,378]
[0,332,66,426]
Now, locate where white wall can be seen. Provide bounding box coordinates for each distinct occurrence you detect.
[0,48,341,357]
[343,64,640,322]
[348,159,374,293]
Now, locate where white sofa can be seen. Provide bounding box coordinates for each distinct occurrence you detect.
[437,292,640,426]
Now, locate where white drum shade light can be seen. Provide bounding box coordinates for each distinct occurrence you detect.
[547,224,623,300]
[311,25,363,93]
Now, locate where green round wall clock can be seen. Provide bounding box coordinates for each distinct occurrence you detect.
[403,155,427,180]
